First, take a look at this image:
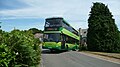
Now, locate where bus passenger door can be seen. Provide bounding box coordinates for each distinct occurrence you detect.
[61,35,65,49]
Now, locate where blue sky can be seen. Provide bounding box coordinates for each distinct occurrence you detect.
[0,0,120,31]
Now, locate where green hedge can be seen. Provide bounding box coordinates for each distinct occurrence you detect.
[0,30,41,67]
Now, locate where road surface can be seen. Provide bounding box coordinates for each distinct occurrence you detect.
[41,50,120,67]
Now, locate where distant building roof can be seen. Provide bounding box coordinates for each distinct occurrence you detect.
[34,33,43,38]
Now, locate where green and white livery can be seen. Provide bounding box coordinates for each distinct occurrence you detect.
[43,17,80,51]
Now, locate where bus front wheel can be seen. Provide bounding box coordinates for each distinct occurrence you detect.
[50,49,54,52]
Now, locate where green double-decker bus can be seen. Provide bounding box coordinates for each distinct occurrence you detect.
[43,17,80,51]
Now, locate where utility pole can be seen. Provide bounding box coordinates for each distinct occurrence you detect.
[14,27,16,30]
[0,22,1,29]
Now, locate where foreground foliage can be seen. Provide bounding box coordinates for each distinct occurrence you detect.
[87,2,120,52]
[0,30,41,67]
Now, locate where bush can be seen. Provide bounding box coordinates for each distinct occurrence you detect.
[0,30,16,67]
[0,30,41,67]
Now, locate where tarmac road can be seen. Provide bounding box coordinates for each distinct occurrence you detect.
[41,50,120,67]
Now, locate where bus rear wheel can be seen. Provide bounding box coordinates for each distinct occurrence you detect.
[66,45,69,51]
[72,46,78,51]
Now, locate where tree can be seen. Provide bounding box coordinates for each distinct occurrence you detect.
[28,28,43,34]
[87,2,120,52]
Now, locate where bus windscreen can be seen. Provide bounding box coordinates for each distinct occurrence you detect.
[43,33,61,42]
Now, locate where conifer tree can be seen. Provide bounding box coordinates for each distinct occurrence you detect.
[87,2,120,52]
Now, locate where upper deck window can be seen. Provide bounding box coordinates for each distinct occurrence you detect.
[45,19,62,27]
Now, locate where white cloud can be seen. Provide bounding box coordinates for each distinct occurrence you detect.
[0,0,120,30]
[0,7,66,19]
[1,0,120,18]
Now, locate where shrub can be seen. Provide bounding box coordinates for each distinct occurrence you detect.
[0,30,41,67]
